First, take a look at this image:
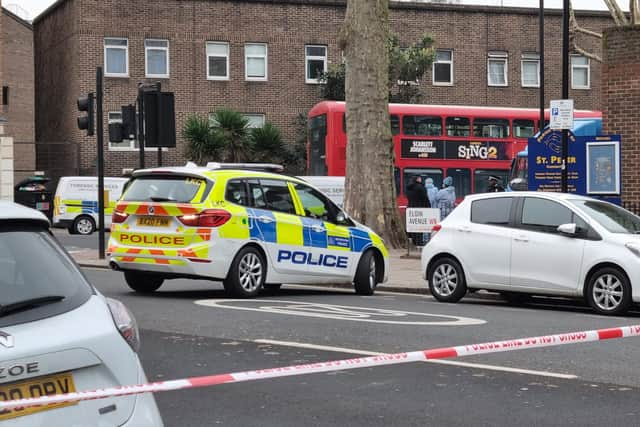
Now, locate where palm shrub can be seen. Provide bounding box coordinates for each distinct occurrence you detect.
[182,115,222,164]
[210,109,251,162]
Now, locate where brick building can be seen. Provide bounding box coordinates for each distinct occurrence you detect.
[33,0,614,178]
[2,7,36,184]
[602,26,640,204]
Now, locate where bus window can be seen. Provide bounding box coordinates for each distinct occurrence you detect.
[391,115,400,135]
[346,113,399,136]
[403,116,442,136]
[308,114,327,175]
[445,117,470,137]
[474,169,509,193]
[513,119,535,138]
[473,118,510,138]
[446,168,471,199]
[403,168,443,195]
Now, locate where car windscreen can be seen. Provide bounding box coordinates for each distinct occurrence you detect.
[0,224,92,327]
[568,200,640,234]
[121,175,209,203]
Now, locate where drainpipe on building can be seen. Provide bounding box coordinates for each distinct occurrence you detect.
[0,118,15,201]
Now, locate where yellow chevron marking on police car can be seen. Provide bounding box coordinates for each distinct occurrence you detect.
[218,207,250,240]
[370,233,389,257]
[113,256,186,266]
[274,213,304,246]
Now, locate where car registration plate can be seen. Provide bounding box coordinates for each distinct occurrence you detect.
[36,202,50,211]
[0,372,77,420]
[137,217,170,227]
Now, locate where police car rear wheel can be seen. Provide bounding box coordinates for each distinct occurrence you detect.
[224,247,265,298]
[124,271,164,293]
[354,250,378,296]
[73,215,95,235]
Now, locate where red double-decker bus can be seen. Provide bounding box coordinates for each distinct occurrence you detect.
[307,101,601,206]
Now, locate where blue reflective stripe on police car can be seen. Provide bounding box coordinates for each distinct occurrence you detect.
[277,250,348,268]
[247,208,277,243]
[300,217,327,248]
[349,228,372,252]
[82,201,98,214]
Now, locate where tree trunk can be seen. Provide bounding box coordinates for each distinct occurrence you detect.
[340,0,405,249]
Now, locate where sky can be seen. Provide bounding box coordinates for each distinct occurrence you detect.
[2,0,628,21]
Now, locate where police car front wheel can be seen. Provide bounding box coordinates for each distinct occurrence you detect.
[354,250,379,296]
[124,271,164,293]
[224,246,266,298]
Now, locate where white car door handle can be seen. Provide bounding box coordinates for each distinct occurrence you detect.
[311,225,325,232]
[258,215,275,223]
[514,235,529,242]
[457,226,471,233]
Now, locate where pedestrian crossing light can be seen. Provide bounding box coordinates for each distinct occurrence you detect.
[77,93,94,136]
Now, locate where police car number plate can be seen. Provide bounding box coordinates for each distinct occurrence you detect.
[137,217,170,227]
[0,372,77,420]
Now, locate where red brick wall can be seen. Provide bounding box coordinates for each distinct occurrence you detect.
[602,26,640,203]
[34,0,614,177]
[2,9,36,182]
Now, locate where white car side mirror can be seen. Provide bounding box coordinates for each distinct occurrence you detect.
[557,223,577,235]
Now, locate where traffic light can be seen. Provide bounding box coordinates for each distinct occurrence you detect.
[77,93,94,136]
[121,104,137,139]
[143,92,176,148]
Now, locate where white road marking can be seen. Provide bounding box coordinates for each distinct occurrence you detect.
[254,339,578,380]
[195,299,486,326]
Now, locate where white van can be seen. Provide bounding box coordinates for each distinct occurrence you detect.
[53,176,129,234]
[298,176,345,207]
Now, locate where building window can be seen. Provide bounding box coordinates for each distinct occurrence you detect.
[2,86,8,105]
[104,38,128,77]
[487,51,508,87]
[145,39,169,78]
[433,49,453,85]
[245,43,267,81]
[207,42,230,80]
[305,45,327,84]
[521,53,540,88]
[571,55,590,89]
[244,114,265,128]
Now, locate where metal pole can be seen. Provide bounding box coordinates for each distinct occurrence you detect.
[539,0,545,131]
[96,67,105,260]
[137,85,145,169]
[561,0,570,193]
[157,89,162,166]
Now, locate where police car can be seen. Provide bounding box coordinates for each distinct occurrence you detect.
[107,163,389,298]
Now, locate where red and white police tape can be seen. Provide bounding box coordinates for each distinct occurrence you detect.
[2,324,640,411]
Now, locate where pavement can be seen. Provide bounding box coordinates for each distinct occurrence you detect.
[70,246,430,294]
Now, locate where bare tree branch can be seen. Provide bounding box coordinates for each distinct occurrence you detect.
[631,0,640,25]
[572,43,602,62]
[603,0,629,26]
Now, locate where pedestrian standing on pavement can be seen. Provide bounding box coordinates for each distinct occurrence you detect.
[406,176,430,246]
[425,177,438,208]
[434,176,456,220]
[487,175,505,192]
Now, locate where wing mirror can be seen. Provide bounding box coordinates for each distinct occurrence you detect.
[557,223,577,236]
[509,178,528,191]
[336,211,348,224]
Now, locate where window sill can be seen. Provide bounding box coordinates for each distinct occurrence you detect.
[433,82,454,86]
[145,74,170,79]
[105,74,129,78]
[207,77,230,81]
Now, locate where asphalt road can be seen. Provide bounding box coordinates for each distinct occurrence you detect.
[52,227,106,250]
[83,268,640,427]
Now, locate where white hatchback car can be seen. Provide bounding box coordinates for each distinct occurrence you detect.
[422,192,640,315]
[0,201,162,425]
